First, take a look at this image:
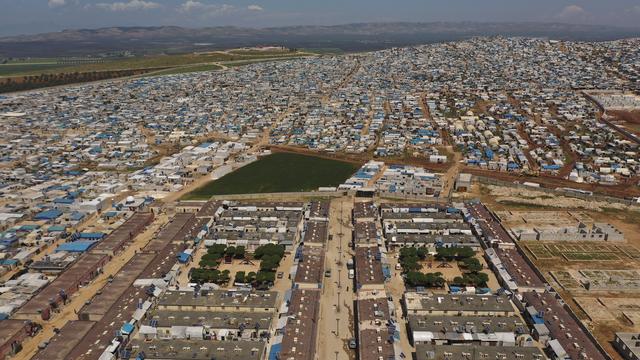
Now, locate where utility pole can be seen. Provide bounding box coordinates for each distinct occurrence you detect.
[336,317,340,337]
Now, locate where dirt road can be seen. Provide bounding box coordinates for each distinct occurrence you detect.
[14,214,168,360]
[316,197,356,360]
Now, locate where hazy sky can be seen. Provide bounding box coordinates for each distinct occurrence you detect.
[1,0,640,36]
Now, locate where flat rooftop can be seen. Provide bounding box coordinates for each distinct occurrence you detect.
[353,201,377,220]
[355,247,385,286]
[404,293,515,314]
[219,209,302,221]
[353,221,378,245]
[129,339,265,360]
[79,253,155,318]
[407,314,526,334]
[90,212,153,253]
[279,289,321,360]
[16,252,109,315]
[0,319,29,348]
[158,290,278,310]
[146,309,273,329]
[144,213,195,252]
[303,221,328,244]
[379,203,447,212]
[308,200,330,219]
[357,297,390,323]
[32,321,95,360]
[359,328,395,360]
[522,291,607,360]
[294,246,325,284]
[382,212,463,222]
[193,200,220,218]
[415,344,545,360]
[386,233,479,246]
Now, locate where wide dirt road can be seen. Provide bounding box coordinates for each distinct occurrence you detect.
[316,197,356,360]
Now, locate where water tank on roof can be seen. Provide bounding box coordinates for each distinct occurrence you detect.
[126,196,135,204]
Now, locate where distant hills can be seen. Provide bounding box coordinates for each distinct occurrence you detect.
[1,22,639,57]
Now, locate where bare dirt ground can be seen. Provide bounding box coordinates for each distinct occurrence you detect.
[473,183,640,360]
[474,183,639,211]
[609,110,640,136]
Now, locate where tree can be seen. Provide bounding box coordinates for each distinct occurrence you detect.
[207,244,227,256]
[256,271,275,285]
[405,271,445,288]
[416,247,429,260]
[225,246,236,257]
[200,252,223,268]
[435,246,475,261]
[246,271,257,283]
[260,254,282,272]
[234,246,246,259]
[450,272,489,287]
[254,244,285,260]
[235,271,246,284]
[399,247,423,273]
[462,257,483,272]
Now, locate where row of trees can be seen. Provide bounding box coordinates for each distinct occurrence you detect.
[252,244,285,289]
[453,254,488,287]
[190,269,231,284]
[199,245,246,269]
[405,271,445,288]
[0,68,157,94]
[235,271,275,286]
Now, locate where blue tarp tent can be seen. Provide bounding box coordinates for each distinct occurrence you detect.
[34,209,63,220]
[177,252,191,263]
[48,225,66,233]
[78,232,105,240]
[268,343,282,360]
[55,241,97,253]
[121,322,135,335]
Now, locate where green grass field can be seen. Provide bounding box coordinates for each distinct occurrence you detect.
[0,63,72,76]
[183,152,360,199]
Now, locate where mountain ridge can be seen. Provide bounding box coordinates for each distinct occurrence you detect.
[1,21,639,57]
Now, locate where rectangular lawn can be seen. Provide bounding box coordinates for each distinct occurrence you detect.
[183,152,360,199]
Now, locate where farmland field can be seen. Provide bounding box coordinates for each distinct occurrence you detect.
[0,63,71,76]
[183,152,360,199]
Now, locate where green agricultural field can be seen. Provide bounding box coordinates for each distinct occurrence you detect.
[10,51,310,76]
[183,152,360,199]
[0,63,72,77]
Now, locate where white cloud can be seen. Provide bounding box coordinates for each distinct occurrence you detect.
[48,0,66,8]
[179,1,234,16]
[247,4,263,11]
[96,0,161,12]
[556,4,587,19]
